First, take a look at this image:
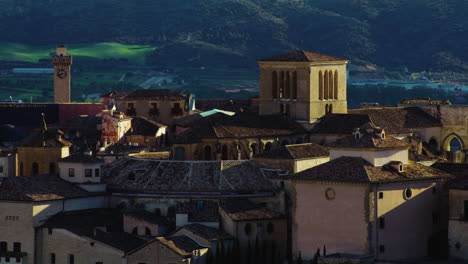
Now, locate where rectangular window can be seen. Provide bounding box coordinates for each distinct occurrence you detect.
[95,168,100,177]
[379,245,385,253]
[85,169,92,177]
[5,257,10,263]
[378,192,383,199]
[379,218,385,229]
[68,168,75,177]
[13,242,20,252]
[0,166,4,173]
[50,253,56,264]
[96,262,103,264]
[68,254,74,264]
[0,242,7,252]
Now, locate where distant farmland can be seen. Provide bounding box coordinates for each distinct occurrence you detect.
[0,42,157,64]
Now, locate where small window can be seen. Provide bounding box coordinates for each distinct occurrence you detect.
[379,245,385,253]
[85,169,92,177]
[404,188,412,200]
[68,254,74,264]
[196,200,204,210]
[244,223,251,236]
[50,253,56,264]
[0,242,6,252]
[0,166,4,173]
[68,168,75,177]
[399,164,404,172]
[95,168,100,177]
[132,227,138,235]
[379,218,385,229]
[267,222,274,234]
[378,192,384,199]
[355,133,360,140]
[13,242,20,252]
[432,187,437,194]
[381,132,385,139]
[145,227,152,236]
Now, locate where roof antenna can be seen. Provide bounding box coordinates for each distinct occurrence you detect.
[41,113,48,132]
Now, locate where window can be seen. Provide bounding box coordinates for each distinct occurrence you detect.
[319,71,323,100]
[96,262,103,264]
[404,188,412,200]
[196,200,204,210]
[132,227,138,235]
[68,254,74,264]
[378,192,384,199]
[32,162,39,175]
[174,147,185,161]
[85,169,92,177]
[0,166,4,173]
[272,71,278,99]
[5,257,10,262]
[145,227,152,236]
[264,142,273,151]
[13,242,20,252]
[49,162,56,175]
[68,168,75,177]
[0,242,7,252]
[204,145,212,160]
[95,168,100,177]
[50,253,56,264]
[267,222,274,234]
[399,164,404,172]
[149,102,159,116]
[379,245,385,253]
[379,218,385,229]
[333,70,338,100]
[221,145,228,160]
[244,223,251,236]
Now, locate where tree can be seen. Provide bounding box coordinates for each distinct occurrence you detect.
[323,245,326,256]
[296,251,303,264]
[206,248,214,264]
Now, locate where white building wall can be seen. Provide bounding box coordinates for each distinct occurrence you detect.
[330,148,408,166]
[59,162,102,183]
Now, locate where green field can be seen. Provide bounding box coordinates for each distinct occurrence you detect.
[0,42,157,64]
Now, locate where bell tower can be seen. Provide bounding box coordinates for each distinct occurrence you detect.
[52,45,72,103]
[258,50,349,123]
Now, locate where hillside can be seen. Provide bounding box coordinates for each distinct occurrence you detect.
[0,0,466,70]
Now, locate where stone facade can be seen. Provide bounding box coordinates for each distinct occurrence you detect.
[116,98,188,126]
[100,111,132,145]
[16,146,69,176]
[52,46,72,103]
[258,60,348,123]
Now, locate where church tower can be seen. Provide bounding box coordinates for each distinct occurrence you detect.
[52,45,72,103]
[258,50,349,123]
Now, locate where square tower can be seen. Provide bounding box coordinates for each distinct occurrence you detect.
[258,50,349,123]
[52,45,73,103]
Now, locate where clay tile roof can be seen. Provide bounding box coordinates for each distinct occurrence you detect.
[310,114,372,134]
[195,99,252,112]
[329,133,408,149]
[181,224,233,241]
[102,157,275,194]
[98,143,150,156]
[220,199,284,221]
[290,157,452,183]
[176,200,219,222]
[127,116,166,136]
[175,113,305,144]
[16,128,72,147]
[259,50,348,62]
[60,154,103,163]
[349,107,442,134]
[431,163,468,190]
[0,175,97,201]
[121,89,186,100]
[254,143,329,160]
[157,236,205,256]
[124,211,171,225]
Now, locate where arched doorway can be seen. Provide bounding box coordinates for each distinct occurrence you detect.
[428,138,438,152]
[449,138,462,152]
[443,133,465,163]
[204,145,212,160]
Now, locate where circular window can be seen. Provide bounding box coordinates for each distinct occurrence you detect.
[325,188,336,200]
[404,188,413,200]
[267,222,274,234]
[244,223,251,236]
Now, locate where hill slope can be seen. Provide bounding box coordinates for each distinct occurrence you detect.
[0,0,466,70]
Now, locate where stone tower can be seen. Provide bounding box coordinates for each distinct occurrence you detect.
[52,45,72,103]
[258,50,349,123]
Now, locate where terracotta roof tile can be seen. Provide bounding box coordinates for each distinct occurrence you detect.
[16,128,72,147]
[127,116,166,136]
[121,89,186,100]
[181,224,233,241]
[254,143,329,160]
[157,236,205,256]
[220,199,284,221]
[259,50,348,62]
[311,114,372,134]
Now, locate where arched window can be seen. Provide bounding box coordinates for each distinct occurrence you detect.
[285,104,290,115]
[329,104,333,114]
[49,162,56,175]
[319,71,323,100]
[250,143,258,156]
[221,145,228,160]
[285,72,291,99]
[450,138,462,152]
[132,227,138,235]
[272,71,278,99]
[428,138,438,152]
[328,70,334,99]
[334,70,338,99]
[32,162,39,175]
[145,227,152,236]
[244,223,252,236]
[175,147,185,160]
[264,142,273,151]
[292,71,298,99]
[279,71,284,99]
[204,145,212,160]
[324,71,329,99]
[20,162,24,176]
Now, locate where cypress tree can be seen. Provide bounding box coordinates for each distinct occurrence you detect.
[206,248,214,264]
[246,239,252,264]
[220,239,226,264]
[323,245,326,256]
[297,251,303,264]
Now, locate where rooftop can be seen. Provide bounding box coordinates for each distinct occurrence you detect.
[431,163,468,190]
[176,200,219,223]
[259,50,348,63]
[180,224,233,241]
[16,128,72,148]
[98,143,150,156]
[124,211,171,225]
[157,236,205,257]
[102,157,275,195]
[254,143,329,160]
[290,157,452,183]
[60,154,103,163]
[0,175,97,202]
[220,199,284,221]
[127,116,166,136]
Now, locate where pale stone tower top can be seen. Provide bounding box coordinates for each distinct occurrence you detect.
[52,45,72,103]
[56,45,68,56]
